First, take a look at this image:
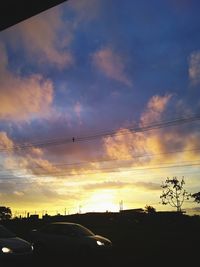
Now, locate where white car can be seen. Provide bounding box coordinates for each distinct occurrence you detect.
[31,222,112,259]
[0,224,33,259]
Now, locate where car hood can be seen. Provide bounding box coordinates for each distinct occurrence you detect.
[0,237,31,249]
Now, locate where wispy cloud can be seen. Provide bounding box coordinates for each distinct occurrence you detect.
[92,47,132,87]
[83,180,160,191]
[189,50,200,85]
[140,94,172,125]
[74,101,83,124]
[134,181,160,191]
[68,0,102,23]
[0,181,78,207]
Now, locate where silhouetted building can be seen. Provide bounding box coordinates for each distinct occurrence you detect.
[120,208,144,214]
[29,214,39,221]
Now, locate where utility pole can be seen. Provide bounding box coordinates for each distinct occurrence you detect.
[79,205,82,214]
[119,200,123,212]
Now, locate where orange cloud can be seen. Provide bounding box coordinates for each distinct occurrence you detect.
[6,6,73,68]
[0,132,14,150]
[0,42,54,121]
[140,94,172,125]
[92,47,132,86]
[28,158,60,175]
[104,128,146,161]
[0,132,60,179]
[103,94,200,168]
[104,93,172,162]
[4,153,60,178]
[29,147,44,157]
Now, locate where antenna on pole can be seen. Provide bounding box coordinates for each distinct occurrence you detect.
[79,205,81,214]
[119,200,123,212]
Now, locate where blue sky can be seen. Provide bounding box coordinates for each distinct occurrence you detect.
[0,0,200,215]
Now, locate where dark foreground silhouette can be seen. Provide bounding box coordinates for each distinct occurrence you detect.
[1,211,199,267]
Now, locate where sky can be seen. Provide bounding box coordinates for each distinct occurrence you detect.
[0,0,200,217]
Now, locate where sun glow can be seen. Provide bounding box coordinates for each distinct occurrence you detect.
[83,190,118,213]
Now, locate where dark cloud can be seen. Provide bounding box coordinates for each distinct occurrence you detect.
[83,180,160,191]
[134,182,160,191]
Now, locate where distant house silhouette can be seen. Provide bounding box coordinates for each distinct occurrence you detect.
[120,208,144,214]
[29,214,39,221]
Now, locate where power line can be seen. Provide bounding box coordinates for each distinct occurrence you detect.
[1,167,199,185]
[1,145,200,174]
[0,114,200,152]
[0,161,200,181]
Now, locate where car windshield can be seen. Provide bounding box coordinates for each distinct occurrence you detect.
[72,225,95,237]
[0,225,16,238]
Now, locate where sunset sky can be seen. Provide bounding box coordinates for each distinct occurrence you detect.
[0,0,200,217]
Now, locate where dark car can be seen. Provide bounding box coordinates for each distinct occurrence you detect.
[30,222,112,259]
[0,224,33,259]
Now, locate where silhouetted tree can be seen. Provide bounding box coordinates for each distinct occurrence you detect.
[191,192,200,203]
[144,205,156,214]
[160,177,190,212]
[0,206,12,220]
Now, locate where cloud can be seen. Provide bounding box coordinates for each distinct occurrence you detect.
[4,153,60,178]
[74,101,82,124]
[29,147,44,157]
[5,6,73,68]
[0,181,16,194]
[83,180,130,190]
[134,181,160,191]
[140,94,172,125]
[104,93,172,162]
[92,47,132,86]
[0,134,78,204]
[13,191,25,197]
[104,128,145,161]
[0,132,14,150]
[68,0,102,23]
[189,51,200,85]
[0,42,54,121]
[0,180,78,206]
[28,158,60,175]
[0,131,60,178]
[103,94,200,168]
[82,180,160,191]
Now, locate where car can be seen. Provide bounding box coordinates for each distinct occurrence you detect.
[30,222,112,260]
[0,224,33,259]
